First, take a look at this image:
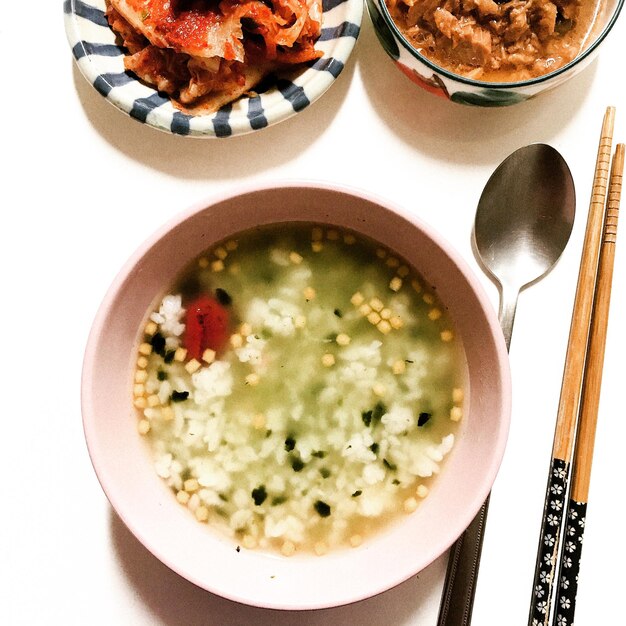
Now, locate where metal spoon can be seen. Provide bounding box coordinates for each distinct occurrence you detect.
[437,143,576,625]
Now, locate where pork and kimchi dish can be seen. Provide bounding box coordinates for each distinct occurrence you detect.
[105,0,323,112]
[386,0,605,82]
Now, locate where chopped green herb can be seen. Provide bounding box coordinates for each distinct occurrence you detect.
[372,401,386,422]
[351,490,362,497]
[291,458,305,472]
[251,485,267,506]
[405,359,414,364]
[164,350,175,364]
[265,429,272,438]
[284,436,296,452]
[271,496,287,506]
[218,493,229,502]
[215,288,232,306]
[418,412,432,427]
[320,468,331,479]
[333,308,343,318]
[370,442,379,454]
[236,545,241,552]
[150,332,166,356]
[157,370,168,381]
[314,500,331,517]
[392,479,400,485]
[383,458,397,471]
[171,390,189,402]
[311,450,327,458]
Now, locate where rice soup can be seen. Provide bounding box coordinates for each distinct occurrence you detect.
[132,223,465,555]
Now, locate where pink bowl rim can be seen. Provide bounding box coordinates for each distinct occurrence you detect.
[81,180,512,609]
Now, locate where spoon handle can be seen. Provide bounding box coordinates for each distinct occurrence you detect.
[437,288,517,625]
[498,287,519,350]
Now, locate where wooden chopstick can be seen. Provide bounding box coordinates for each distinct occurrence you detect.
[550,143,624,626]
[527,106,616,626]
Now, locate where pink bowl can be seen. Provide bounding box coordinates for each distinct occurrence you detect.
[82,182,511,609]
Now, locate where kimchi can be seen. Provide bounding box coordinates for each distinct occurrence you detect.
[106,0,323,112]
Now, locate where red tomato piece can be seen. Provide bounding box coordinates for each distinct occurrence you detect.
[184,295,230,360]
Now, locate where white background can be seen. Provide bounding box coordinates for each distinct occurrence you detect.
[1,3,625,624]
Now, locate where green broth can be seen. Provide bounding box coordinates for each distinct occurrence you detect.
[134,223,465,555]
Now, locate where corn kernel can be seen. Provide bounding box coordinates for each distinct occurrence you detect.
[202,348,216,364]
[215,246,227,260]
[411,280,422,293]
[389,277,402,292]
[377,320,392,334]
[281,541,296,556]
[370,297,384,312]
[134,370,148,384]
[137,356,149,369]
[289,251,303,264]
[450,406,463,422]
[428,308,442,321]
[240,323,252,337]
[198,257,209,268]
[392,360,406,375]
[252,413,266,429]
[327,229,339,241]
[303,286,316,300]
[133,397,147,409]
[453,388,464,403]
[294,315,307,329]
[230,334,243,348]
[161,406,174,421]
[386,257,399,268]
[350,292,364,306]
[417,485,429,498]
[174,347,187,362]
[225,240,238,251]
[228,262,241,275]
[176,490,190,505]
[349,534,363,547]
[404,497,419,513]
[336,333,351,346]
[243,535,257,549]
[138,343,152,356]
[380,308,392,320]
[311,227,323,241]
[211,260,224,272]
[367,311,382,325]
[144,321,158,337]
[441,330,454,342]
[245,373,260,386]
[398,265,410,277]
[311,241,323,252]
[390,316,404,329]
[314,541,328,556]
[322,353,335,367]
[344,234,356,245]
[137,419,150,435]
[423,293,435,304]
[195,506,209,522]
[187,493,200,512]
[184,478,199,492]
[147,394,160,407]
[359,303,372,317]
[185,358,201,374]
[376,248,387,259]
[373,383,386,397]
[133,383,145,397]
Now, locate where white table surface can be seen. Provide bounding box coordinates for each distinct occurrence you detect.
[2,3,625,624]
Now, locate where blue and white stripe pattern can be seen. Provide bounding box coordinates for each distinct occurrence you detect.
[64,0,362,137]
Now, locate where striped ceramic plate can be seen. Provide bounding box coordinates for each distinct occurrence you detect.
[64,0,362,137]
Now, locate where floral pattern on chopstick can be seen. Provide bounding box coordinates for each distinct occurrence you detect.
[529,458,569,625]
[553,499,587,626]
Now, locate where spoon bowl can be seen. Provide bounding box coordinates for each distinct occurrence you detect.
[474,144,576,346]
